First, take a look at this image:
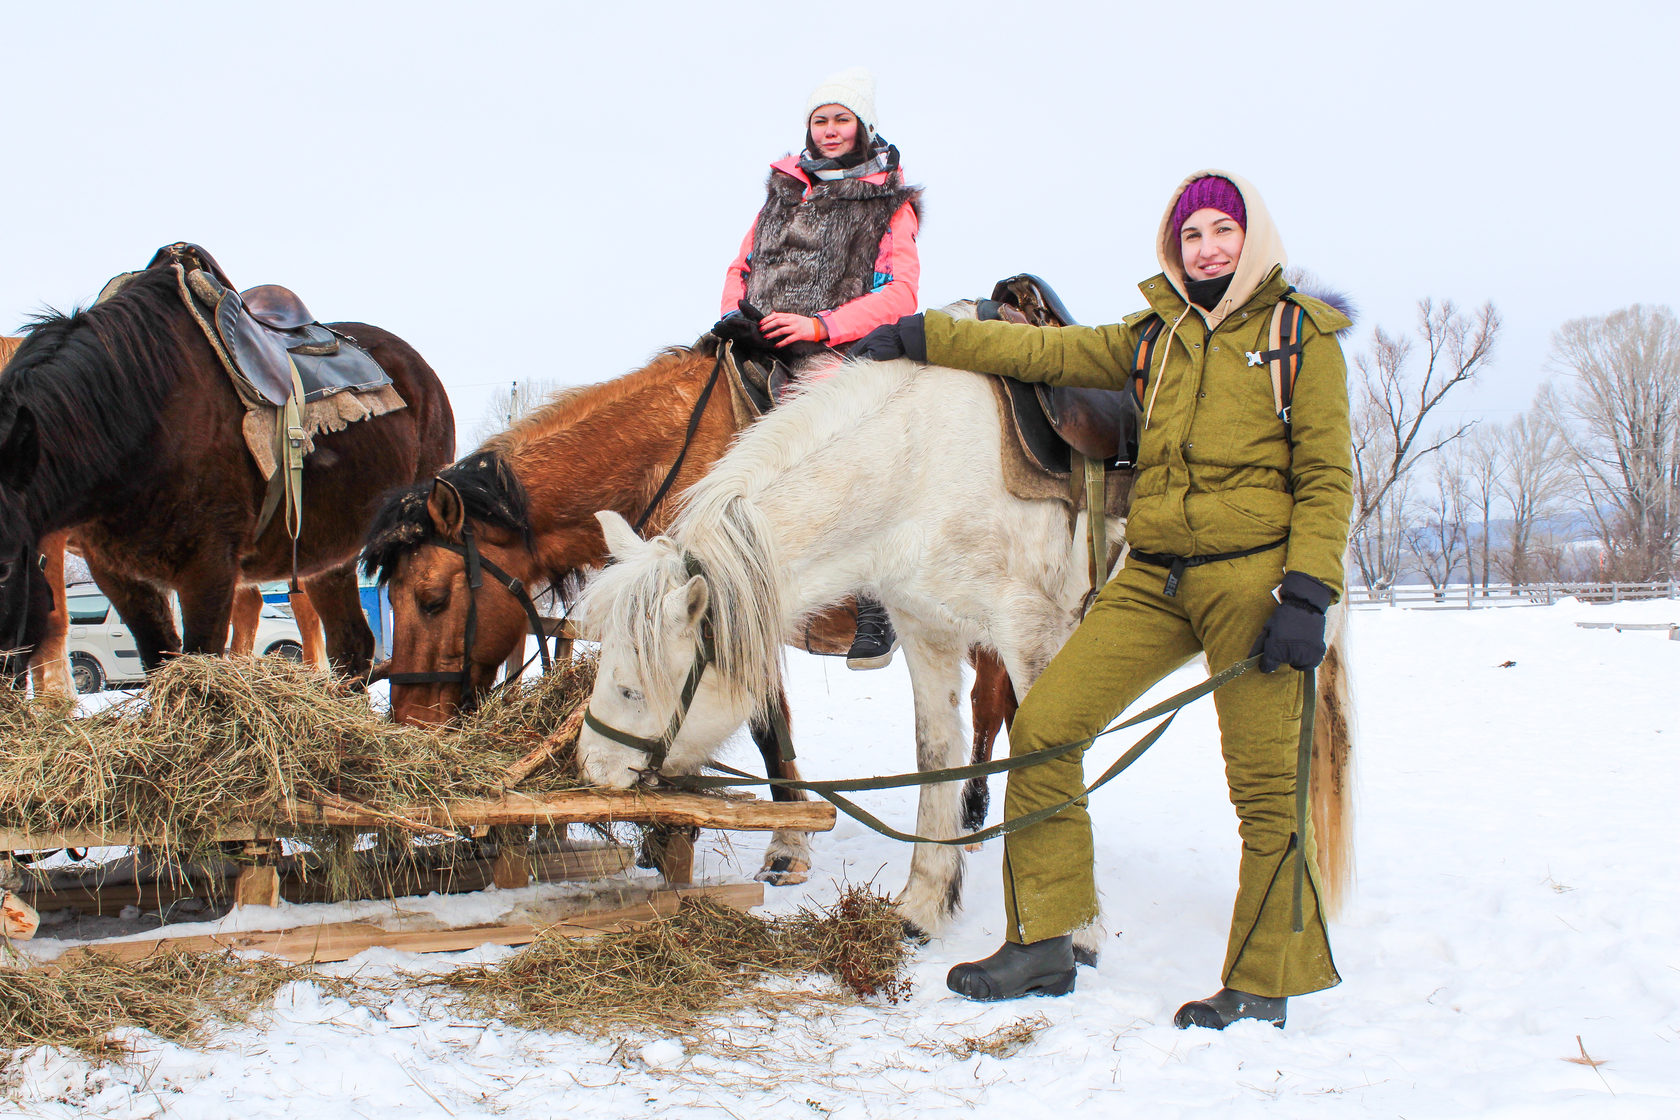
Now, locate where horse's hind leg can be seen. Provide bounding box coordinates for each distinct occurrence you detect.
[301,561,375,681]
[964,647,1017,835]
[291,588,327,670]
[228,585,262,655]
[752,686,812,886]
[894,628,972,939]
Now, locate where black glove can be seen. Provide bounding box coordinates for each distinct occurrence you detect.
[711,309,765,348]
[1250,571,1334,673]
[851,313,927,362]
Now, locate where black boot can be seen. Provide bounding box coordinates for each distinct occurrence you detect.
[946,935,1076,1001]
[1173,987,1287,1030]
[846,597,898,670]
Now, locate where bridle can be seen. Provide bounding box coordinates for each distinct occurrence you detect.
[581,553,718,775]
[385,524,553,709]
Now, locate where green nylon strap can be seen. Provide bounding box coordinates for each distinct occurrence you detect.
[669,654,1271,847]
[1290,665,1317,933]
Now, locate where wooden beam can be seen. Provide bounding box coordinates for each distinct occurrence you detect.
[24,845,636,916]
[0,788,835,852]
[54,881,765,965]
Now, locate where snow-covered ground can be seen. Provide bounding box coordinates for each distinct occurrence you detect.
[6,599,1678,1118]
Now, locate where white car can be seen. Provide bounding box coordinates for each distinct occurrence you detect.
[64,590,306,694]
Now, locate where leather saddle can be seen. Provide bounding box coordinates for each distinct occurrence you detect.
[144,242,392,409]
[983,274,1140,473]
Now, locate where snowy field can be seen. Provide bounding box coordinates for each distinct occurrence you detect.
[5,598,1678,1118]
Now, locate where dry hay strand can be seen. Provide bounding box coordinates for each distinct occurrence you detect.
[930,1014,1051,1060]
[423,885,911,1042]
[0,950,302,1064]
[0,653,597,897]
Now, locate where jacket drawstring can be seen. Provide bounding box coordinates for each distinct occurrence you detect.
[1143,305,1193,431]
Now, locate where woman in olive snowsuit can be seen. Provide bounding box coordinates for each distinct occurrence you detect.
[856,171,1352,1029]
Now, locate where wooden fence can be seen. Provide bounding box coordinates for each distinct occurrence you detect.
[1350,580,1679,609]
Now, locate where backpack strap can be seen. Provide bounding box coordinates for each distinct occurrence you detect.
[1246,287,1307,428]
[1131,314,1165,406]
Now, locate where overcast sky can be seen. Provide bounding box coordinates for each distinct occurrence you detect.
[3,1,1674,445]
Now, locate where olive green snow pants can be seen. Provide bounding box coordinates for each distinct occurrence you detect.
[1000,551,1341,998]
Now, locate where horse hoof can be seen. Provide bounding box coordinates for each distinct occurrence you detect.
[754,857,810,887]
[1074,946,1099,968]
[900,919,931,946]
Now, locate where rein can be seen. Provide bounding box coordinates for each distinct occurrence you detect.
[385,524,553,709]
[631,347,727,535]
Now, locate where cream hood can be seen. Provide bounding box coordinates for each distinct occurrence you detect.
[1156,169,1287,330]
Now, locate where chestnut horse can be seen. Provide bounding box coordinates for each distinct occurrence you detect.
[0,260,453,681]
[362,343,1017,883]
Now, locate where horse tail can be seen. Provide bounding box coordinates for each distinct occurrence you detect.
[1311,598,1356,920]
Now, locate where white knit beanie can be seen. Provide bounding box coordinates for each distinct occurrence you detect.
[804,67,878,136]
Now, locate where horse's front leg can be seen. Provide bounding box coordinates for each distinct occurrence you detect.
[894,628,972,940]
[751,686,812,886]
[176,562,239,657]
[87,560,180,670]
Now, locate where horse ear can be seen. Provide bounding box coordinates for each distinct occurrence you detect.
[665,573,709,633]
[595,510,645,559]
[0,405,38,493]
[427,477,466,542]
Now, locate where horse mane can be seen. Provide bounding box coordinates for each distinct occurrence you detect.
[482,347,707,460]
[580,357,921,721]
[361,450,534,584]
[0,266,191,523]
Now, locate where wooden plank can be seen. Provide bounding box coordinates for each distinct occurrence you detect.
[2,890,40,940]
[55,881,765,965]
[656,830,696,887]
[24,845,636,915]
[490,826,531,890]
[0,788,835,852]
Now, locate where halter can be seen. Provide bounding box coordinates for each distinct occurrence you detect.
[581,553,718,775]
[384,524,553,709]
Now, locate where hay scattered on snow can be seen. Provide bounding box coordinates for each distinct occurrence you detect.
[0,654,597,892]
[423,885,912,1041]
[0,950,302,1064]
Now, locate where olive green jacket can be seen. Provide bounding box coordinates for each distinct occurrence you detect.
[925,266,1354,599]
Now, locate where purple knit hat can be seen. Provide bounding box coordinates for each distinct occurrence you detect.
[1171,176,1246,233]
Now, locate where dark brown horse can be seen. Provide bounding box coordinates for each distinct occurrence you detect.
[0,257,453,681]
[362,344,1016,881]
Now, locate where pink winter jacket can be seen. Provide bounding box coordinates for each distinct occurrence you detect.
[720,155,921,346]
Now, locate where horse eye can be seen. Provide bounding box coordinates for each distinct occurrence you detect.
[619,686,643,703]
[417,592,450,617]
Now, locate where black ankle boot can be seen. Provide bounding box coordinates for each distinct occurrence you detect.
[846,597,898,670]
[1173,987,1287,1030]
[946,936,1076,1002]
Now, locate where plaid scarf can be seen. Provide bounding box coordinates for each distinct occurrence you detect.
[797,136,900,182]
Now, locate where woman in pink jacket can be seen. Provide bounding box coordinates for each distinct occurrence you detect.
[713,67,922,668]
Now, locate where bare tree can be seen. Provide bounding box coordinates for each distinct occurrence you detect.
[1540,304,1680,582]
[1453,429,1502,594]
[1405,457,1469,598]
[1492,407,1570,587]
[472,378,566,446]
[1349,298,1501,589]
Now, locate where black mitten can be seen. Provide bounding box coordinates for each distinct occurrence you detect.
[851,314,927,362]
[1251,571,1334,672]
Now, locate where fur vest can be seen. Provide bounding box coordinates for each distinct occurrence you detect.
[744,170,922,316]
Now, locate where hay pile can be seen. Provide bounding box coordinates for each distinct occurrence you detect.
[425,886,912,1040]
[0,654,596,886]
[0,950,303,1063]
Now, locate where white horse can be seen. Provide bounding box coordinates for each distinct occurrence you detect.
[577,356,1354,946]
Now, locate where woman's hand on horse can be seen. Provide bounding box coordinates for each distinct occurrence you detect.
[711,311,766,347]
[853,314,927,363]
[760,313,826,347]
